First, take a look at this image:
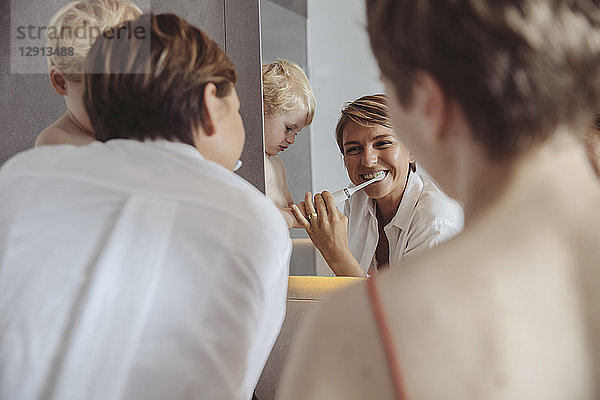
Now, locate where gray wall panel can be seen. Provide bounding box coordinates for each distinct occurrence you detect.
[151,0,225,48]
[1,0,74,166]
[224,0,265,193]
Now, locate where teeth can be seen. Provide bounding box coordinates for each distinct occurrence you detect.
[362,171,386,180]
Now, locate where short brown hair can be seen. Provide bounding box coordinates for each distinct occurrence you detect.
[334,94,391,154]
[367,0,600,160]
[84,13,237,144]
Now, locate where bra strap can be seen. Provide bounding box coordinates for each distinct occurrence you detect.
[366,276,409,400]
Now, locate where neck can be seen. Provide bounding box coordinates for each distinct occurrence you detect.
[460,131,594,224]
[65,110,94,137]
[375,172,410,224]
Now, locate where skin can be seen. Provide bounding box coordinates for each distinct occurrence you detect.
[194,84,245,171]
[280,72,600,399]
[35,69,95,147]
[263,108,307,156]
[585,126,600,178]
[264,108,308,228]
[291,122,414,276]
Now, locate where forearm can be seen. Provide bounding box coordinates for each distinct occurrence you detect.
[280,208,302,229]
[318,247,365,277]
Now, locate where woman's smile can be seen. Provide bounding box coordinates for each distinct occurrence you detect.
[359,170,389,182]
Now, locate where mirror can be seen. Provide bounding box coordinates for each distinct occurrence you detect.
[2,0,266,191]
[260,0,383,276]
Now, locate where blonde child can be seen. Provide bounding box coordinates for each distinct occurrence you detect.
[35,0,141,147]
[262,59,316,228]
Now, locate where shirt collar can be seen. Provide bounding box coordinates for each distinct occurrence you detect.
[140,139,205,161]
[363,171,424,230]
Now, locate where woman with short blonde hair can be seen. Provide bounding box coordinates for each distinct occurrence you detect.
[294,94,463,276]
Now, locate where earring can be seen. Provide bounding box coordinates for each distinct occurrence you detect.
[409,161,416,173]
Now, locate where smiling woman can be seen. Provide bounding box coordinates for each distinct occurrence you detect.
[292,94,464,276]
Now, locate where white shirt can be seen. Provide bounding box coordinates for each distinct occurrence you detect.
[0,140,291,400]
[344,171,463,273]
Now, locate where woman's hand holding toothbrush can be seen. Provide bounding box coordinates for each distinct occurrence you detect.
[291,191,365,277]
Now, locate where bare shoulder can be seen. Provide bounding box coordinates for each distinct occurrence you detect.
[266,154,286,173]
[279,238,494,399]
[279,280,397,400]
[35,121,94,147]
[281,230,600,399]
[381,224,600,398]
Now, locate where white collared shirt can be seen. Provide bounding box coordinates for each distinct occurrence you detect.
[0,139,291,400]
[344,171,464,274]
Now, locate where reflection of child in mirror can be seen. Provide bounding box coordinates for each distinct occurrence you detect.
[35,0,142,147]
[262,59,316,228]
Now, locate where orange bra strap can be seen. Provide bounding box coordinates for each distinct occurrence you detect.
[366,276,409,400]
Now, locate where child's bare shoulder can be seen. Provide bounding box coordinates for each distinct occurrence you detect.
[35,125,70,146]
[265,154,287,175]
[35,119,94,147]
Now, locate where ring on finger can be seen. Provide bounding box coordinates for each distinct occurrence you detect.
[307,212,318,221]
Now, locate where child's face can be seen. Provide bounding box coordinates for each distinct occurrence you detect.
[264,108,307,155]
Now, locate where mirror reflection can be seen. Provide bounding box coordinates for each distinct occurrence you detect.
[260,0,464,277]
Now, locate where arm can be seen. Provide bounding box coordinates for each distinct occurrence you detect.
[280,160,305,229]
[265,156,303,229]
[280,207,304,229]
[291,191,365,277]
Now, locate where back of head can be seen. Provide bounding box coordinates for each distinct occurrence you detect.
[367,0,600,160]
[83,13,237,144]
[335,94,391,153]
[47,0,142,82]
[262,59,316,126]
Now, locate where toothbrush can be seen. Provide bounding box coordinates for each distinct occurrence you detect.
[233,160,242,172]
[332,171,386,203]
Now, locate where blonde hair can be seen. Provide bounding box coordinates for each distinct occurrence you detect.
[262,59,316,127]
[47,0,142,82]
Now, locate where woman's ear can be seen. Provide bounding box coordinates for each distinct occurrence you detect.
[201,82,219,137]
[412,71,448,145]
[49,68,68,96]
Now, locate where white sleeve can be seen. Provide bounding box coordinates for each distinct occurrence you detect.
[404,187,464,260]
[404,218,462,259]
